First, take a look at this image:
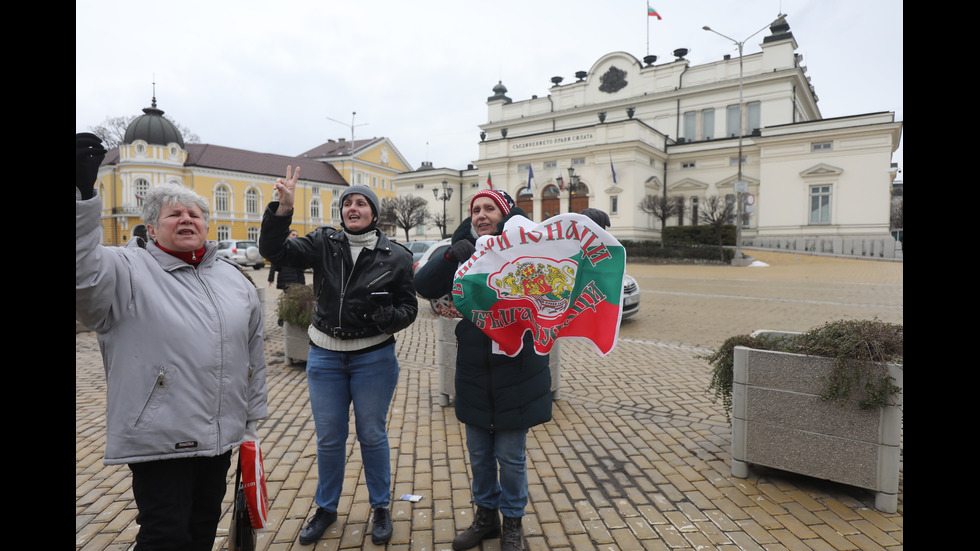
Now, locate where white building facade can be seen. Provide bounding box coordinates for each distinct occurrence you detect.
[396,17,902,259]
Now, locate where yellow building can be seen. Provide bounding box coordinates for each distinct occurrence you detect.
[298,136,413,213]
[94,98,409,245]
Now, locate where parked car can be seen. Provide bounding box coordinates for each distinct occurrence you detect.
[621,273,640,319]
[405,240,437,263]
[414,237,640,319]
[216,239,265,270]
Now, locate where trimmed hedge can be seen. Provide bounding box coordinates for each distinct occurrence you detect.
[663,225,737,245]
[621,240,734,263]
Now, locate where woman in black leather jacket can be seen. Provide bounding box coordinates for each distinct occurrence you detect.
[415,189,551,551]
[259,167,417,546]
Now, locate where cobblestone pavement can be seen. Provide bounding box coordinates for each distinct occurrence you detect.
[76,249,903,550]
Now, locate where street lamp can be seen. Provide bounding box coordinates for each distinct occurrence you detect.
[703,14,786,265]
[566,167,581,213]
[433,180,454,238]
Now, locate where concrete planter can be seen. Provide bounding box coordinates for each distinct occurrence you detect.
[731,330,903,513]
[283,321,309,365]
[436,317,561,407]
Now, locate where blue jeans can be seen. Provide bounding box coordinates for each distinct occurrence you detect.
[464,424,529,518]
[306,343,399,511]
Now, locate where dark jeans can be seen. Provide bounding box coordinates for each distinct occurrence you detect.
[128,451,232,551]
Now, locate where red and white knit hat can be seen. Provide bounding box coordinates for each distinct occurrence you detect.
[470,189,515,216]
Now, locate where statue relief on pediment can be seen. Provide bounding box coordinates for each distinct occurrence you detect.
[599,66,628,94]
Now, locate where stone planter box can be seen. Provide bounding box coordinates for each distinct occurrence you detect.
[731,330,903,513]
[283,321,309,365]
[436,317,561,407]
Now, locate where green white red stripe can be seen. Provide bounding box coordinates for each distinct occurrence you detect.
[452,213,626,356]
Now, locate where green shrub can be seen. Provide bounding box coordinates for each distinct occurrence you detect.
[621,240,734,263]
[276,284,315,327]
[663,225,736,245]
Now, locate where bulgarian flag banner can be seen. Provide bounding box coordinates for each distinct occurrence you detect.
[452,213,626,357]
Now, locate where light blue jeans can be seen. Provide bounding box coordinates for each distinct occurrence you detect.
[306,343,399,511]
[464,424,529,518]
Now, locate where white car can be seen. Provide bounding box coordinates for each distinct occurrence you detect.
[414,237,640,319]
[215,240,265,270]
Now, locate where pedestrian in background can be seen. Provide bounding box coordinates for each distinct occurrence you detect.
[75,133,267,551]
[268,229,307,290]
[415,189,552,551]
[259,166,418,546]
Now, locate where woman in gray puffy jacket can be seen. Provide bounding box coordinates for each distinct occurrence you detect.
[75,133,267,551]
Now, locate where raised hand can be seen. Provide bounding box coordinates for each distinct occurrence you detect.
[275,165,301,215]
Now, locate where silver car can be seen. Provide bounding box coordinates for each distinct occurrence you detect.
[215,239,265,270]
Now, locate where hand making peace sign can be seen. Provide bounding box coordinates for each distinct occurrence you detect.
[275,165,301,215]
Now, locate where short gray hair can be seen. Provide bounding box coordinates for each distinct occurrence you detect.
[142,183,210,226]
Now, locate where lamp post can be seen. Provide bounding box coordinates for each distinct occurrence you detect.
[703,14,785,265]
[566,167,581,213]
[433,180,453,238]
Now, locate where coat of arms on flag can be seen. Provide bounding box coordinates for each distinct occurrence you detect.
[452,213,627,357]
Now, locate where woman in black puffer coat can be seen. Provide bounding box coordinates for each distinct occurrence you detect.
[415,189,551,551]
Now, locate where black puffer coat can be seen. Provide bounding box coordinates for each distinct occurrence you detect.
[415,207,552,432]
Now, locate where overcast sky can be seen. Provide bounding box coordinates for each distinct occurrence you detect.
[76,0,903,179]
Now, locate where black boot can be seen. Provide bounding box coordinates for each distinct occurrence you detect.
[452,505,500,551]
[501,516,524,551]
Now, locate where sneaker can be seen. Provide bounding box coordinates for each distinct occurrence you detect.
[371,507,393,545]
[299,507,337,545]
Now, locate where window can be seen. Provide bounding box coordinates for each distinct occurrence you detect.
[134,179,150,207]
[518,164,530,172]
[215,186,230,213]
[691,196,699,225]
[726,105,740,137]
[544,160,557,169]
[701,109,714,140]
[247,227,260,241]
[246,188,259,215]
[609,195,619,215]
[811,141,832,152]
[810,185,832,224]
[331,200,340,221]
[746,101,760,134]
[725,194,736,224]
[730,156,747,166]
[311,199,321,219]
[217,225,231,241]
[372,176,377,188]
[571,157,586,166]
[684,111,696,141]
[682,161,696,169]
[649,157,656,166]
[415,184,425,190]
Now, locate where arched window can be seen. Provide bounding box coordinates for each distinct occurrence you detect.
[310,199,321,220]
[134,179,150,207]
[215,186,230,213]
[246,188,260,215]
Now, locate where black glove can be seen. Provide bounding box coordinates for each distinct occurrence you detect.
[370,304,395,328]
[580,208,611,229]
[446,240,476,263]
[76,133,107,200]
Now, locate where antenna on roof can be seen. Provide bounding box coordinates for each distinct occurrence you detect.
[327,111,369,154]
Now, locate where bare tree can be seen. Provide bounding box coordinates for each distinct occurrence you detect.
[638,194,681,247]
[699,195,735,261]
[88,115,200,149]
[381,195,429,242]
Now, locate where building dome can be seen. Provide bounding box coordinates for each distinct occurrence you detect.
[124,97,184,147]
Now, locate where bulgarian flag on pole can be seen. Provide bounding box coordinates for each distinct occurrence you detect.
[451,213,626,357]
[648,4,662,19]
[487,171,493,189]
